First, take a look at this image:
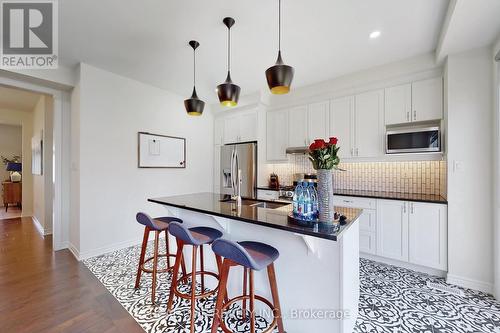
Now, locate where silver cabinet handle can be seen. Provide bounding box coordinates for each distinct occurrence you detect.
[413,110,417,121]
[343,200,353,203]
[355,148,359,156]
[411,202,414,214]
[403,203,407,214]
[351,148,354,156]
[406,111,410,122]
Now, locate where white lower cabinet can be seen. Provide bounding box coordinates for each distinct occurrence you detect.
[376,199,409,262]
[408,202,447,270]
[360,230,377,255]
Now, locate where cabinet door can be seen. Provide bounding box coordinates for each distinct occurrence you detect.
[288,105,308,147]
[239,112,257,142]
[266,110,288,161]
[408,202,447,270]
[412,77,443,122]
[385,83,411,125]
[214,118,224,145]
[330,96,353,158]
[308,101,330,142]
[354,90,384,158]
[359,209,377,232]
[223,116,240,144]
[360,231,377,255]
[376,199,409,262]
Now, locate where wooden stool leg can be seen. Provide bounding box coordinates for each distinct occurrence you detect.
[165,230,171,269]
[181,250,187,277]
[200,245,205,292]
[249,269,256,333]
[242,268,248,321]
[211,259,231,333]
[151,230,160,304]
[190,245,198,333]
[135,227,150,289]
[215,254,229,303]
[167,240,184,313]
[268,263,285,333]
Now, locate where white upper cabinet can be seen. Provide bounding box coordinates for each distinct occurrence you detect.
[222,111,257,144]
[308,101,330,142]
[239,112,258,142]
[288,105,308,147]
[412,77,443,123]
[385,83,411,125]
[408,202,447,270]
[385,77,443,125]
[376,199,409,262]
[330,96,354,159]
[267,109,288,161]
[354,90,384,158]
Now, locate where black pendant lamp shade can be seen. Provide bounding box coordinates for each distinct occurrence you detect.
[266,0,294,94]
[185,40,205,116]
[217,17,240,107]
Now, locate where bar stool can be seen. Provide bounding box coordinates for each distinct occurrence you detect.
[134,212,185,304]
[167,222,224,333]
[211,239,285,333]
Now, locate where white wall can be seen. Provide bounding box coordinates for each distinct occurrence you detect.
[0,124,22,204]
[446,47,494,293]
[493,37,500,298]
[72,63,214,259]
[0,108,34,215]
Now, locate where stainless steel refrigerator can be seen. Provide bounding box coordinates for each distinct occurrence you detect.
[220,142,257,199]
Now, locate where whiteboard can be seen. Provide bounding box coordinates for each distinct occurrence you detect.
[138,132,186,168]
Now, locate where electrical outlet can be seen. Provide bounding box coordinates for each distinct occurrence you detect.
[453,161,463,173]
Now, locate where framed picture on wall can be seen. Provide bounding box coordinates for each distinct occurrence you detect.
[138,132,186,168]
[32,131,43,175]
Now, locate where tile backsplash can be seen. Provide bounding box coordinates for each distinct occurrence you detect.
[270,155,447,197]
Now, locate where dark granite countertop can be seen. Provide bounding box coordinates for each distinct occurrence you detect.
[257,186,447,204]
[333,189,447,204]
[148,192,362,241]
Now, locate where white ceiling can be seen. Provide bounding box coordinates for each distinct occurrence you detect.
[0,85,42,112]
[437,0,500,60]
[59,0,449,102]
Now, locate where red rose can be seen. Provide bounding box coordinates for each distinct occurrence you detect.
[310,139,326,150]
[329,137,338,145]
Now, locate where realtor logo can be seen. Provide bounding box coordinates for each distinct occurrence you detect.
[1,0,58,69]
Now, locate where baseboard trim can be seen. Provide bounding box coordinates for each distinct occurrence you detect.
[361,253,447,278]
[78,237,143,261]
[68,242,81,261]
[446,274,493,294]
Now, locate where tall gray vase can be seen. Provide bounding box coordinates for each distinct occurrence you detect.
[317,169,334,223]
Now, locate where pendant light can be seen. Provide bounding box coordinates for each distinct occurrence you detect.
[185,40,205,116]
[265,0,294,94]
[217,17,241,107]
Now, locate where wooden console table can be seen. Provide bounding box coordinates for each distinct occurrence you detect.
[2,182,22,212]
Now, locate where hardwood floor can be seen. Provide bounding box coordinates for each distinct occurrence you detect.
[0,217,144,333]
[0,206,22,220]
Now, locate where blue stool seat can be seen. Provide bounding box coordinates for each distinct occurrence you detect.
[169,222,223,246]
[136,212,183,231]
[212,239,279,271]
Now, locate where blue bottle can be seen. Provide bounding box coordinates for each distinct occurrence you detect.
[309,183,319,220]
[293,183,303,218]
[303,182,312,220]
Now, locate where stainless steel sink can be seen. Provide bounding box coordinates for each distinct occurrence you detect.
[219,198,288,209]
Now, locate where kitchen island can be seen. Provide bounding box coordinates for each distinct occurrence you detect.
[149,192,362,333]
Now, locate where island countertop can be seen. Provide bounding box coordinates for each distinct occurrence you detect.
[148,192,362,241]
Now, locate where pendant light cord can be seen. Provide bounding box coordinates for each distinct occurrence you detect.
[193,47,196,86]
[227,26,231,72]
[278,0,281,52]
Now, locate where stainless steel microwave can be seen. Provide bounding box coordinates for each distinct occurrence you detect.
[386,126,440,154]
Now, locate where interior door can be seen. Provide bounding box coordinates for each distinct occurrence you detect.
[376,199,409,262]
[355,89,383,158]
[330,96,353,158]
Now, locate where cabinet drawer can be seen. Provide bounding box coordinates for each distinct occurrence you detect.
[333,195,376,210]
[360,231,376,255]
[257,189,279,201]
